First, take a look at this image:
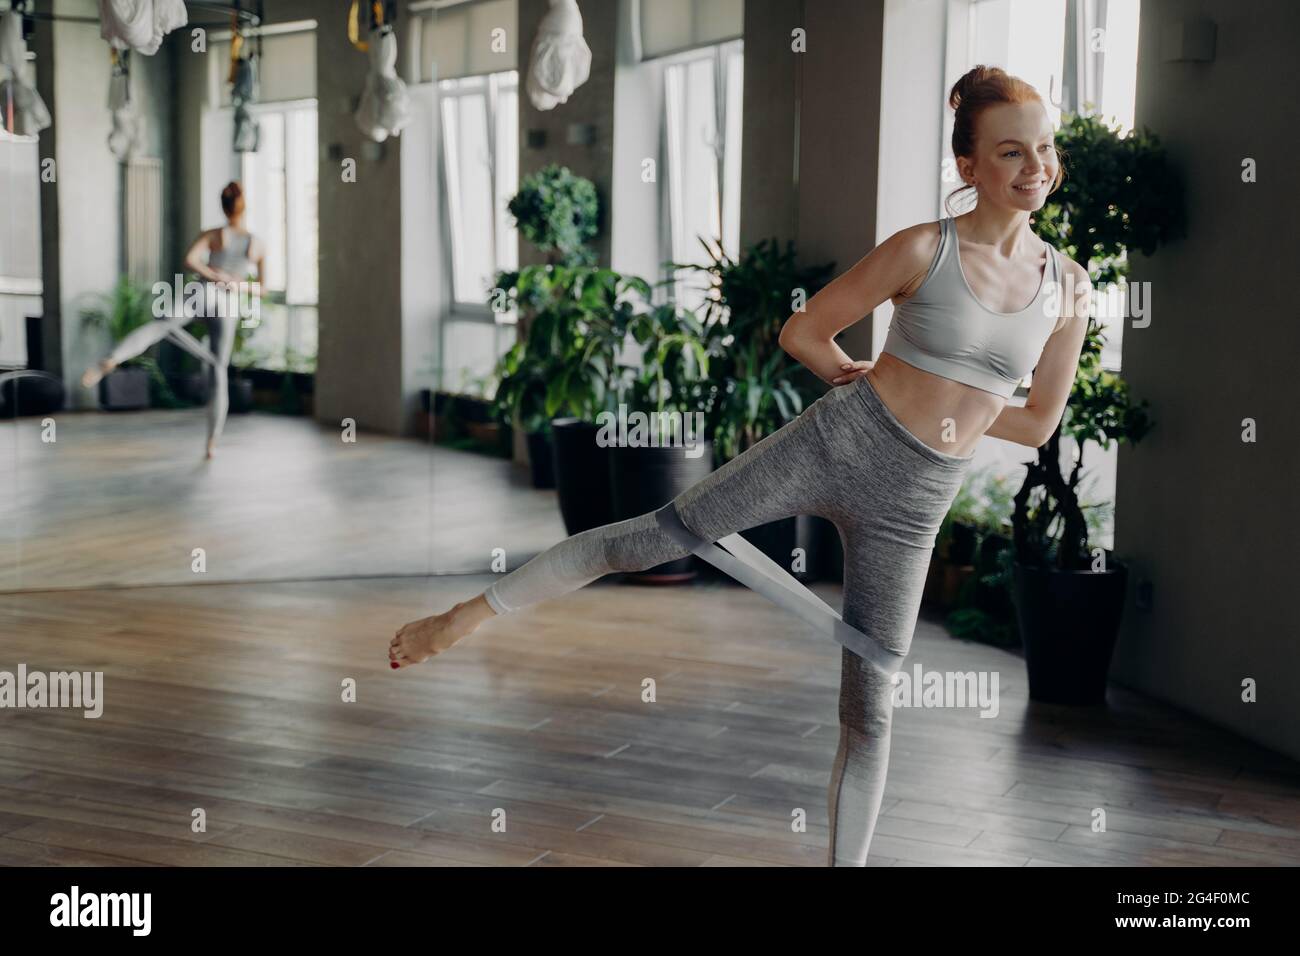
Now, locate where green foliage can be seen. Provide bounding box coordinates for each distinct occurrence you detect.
[507,163,600,266]
[491,265,652,431]
[623,303,711,417]
[79,275,156,350]
[1011,111,1181,570]
[671,237,836,463]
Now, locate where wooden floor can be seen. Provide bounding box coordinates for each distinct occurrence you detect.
[0,408,564,592]
[1,409,1298,866]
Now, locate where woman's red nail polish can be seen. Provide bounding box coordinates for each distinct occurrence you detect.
[391,661,399,669]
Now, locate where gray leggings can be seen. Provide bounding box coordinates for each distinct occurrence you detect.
[484,374,974,865]
[106,308,238,444]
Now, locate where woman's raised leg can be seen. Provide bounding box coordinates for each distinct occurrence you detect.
[388,385,855,668]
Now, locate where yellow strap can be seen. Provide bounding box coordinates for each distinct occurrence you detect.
[347,0,369,52]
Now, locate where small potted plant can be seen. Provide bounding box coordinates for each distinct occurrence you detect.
[79,276,160,410]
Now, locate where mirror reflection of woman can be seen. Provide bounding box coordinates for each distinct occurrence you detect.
[82,181,265,459]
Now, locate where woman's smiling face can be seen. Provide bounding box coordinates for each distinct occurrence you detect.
[958,100,1059,211]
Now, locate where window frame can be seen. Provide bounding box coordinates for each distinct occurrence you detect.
[235,97,319,308]
[437,69,519,323]
[659,38,744,312]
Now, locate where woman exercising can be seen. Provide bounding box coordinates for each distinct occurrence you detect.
[388,66,1092,866]
[82,181,264,459]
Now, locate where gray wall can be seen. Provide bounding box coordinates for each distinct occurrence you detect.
[34,0,175,406]
[517,0,618,269]
[1113,0,1300,759]
[171,0,419,435]
[740,0,885,365]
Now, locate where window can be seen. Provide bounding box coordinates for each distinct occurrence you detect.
[663,39,744,312]
[438,70,518,315]
[0,129,41,369]
[218,100,320,373]
[239,101,319,305]
[959,0,1140,374]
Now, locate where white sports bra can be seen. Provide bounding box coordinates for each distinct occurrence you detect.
[880,216,1061,398]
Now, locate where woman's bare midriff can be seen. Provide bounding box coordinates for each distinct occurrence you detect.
[863,352,1006,458]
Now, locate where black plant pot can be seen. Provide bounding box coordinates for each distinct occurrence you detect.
[739,513,832,583]
[229,376,253,413]
[181,371,210,403]
[550,417,614,535]
[0,370,65,416]
[526,429,556,489]
[99,367,151,410]
[608,440,715,581]
[1012,556,1128,705]
[948,520,979,565]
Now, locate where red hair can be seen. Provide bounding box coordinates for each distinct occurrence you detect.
[944,65,1065,215]
[221,181,245,218]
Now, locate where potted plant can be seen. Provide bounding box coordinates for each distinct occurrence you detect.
[1010,111,1183,704]
[538,267,649,534]
[507,162,599,267]
[672,236,837,580]
[79,276,173,410]
[607,301,714,582]
[490,164,601,486]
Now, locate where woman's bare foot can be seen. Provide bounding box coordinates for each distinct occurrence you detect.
[205,438,216,460]
[81,358,117,389]
[389,594,497,669]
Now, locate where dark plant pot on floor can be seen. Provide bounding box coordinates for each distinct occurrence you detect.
[181,371,209,403]
[99,367,151,410]
[739,514,832,583]
[0,370,65,416]
[550,417,614,535]
[1012,556,1128,705]
[526,429,556,489]
[609,441,715,582]
[229,376,254,413]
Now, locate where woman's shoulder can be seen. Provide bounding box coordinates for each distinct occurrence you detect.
[880,218,944,265]
[875,219,946,297]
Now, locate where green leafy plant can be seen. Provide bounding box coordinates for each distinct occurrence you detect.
[507,163,600,267]
[622,302,711,417]
[79,275,184,407]
[1015,111,1182,570]
[492,265,650,431]
[672,237,836,463]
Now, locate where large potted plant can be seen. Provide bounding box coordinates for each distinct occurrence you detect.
[1011,112,1184,704]
[490,163,602,487]
[673,237,837,580]
[607,301,714,581]
[495,265,649,534]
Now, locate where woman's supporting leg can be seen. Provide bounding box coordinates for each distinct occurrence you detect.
[824,457,967,865]
[203,314,238,448]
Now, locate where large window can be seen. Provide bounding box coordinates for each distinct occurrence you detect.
[228,101,319,373]
[240,102,319,305]
[957,0,1140,375]
[0,129,41,369]
[438,70,518,314]
[663,39,744,312]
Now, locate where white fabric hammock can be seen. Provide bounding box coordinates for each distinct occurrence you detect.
[97,0,188,56]
[525,0,591,111]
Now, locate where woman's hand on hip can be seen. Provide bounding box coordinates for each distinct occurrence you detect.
[831,360,874,385]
